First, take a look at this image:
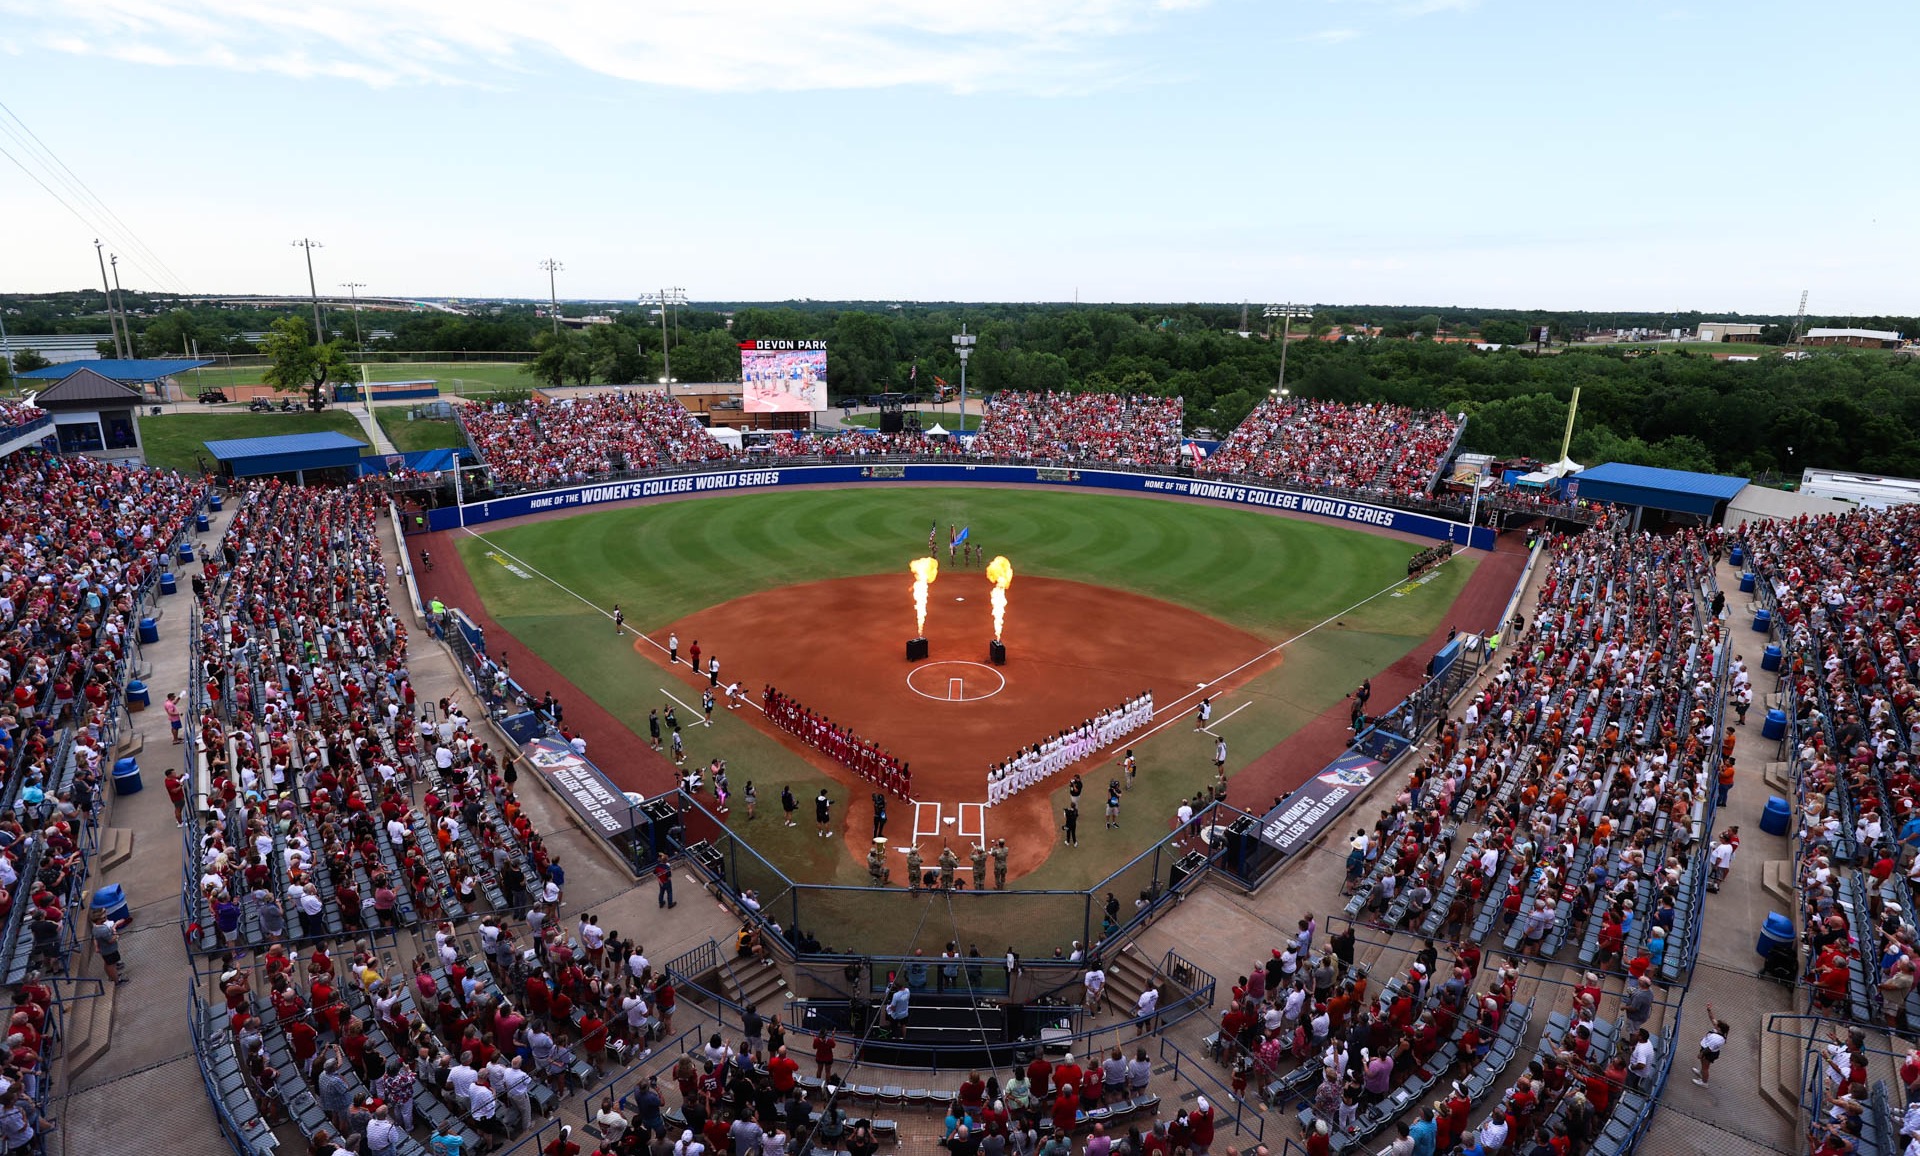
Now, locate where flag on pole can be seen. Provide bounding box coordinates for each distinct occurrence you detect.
[954,527,970,545]
[910,360,918,383]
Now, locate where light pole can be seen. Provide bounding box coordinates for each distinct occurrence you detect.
[951,324,976,429]
[1264,303,1312,399]
[640,288,687,383]
[94,240,125,358]
[538,259,564,334]
[292,239,325,339]
[339,282,366,348]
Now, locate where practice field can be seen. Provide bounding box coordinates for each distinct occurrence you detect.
[452,487,1477,893]
[176,361,536,397]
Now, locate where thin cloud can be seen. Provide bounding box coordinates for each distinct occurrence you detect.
[1298,26,1362,44]
[1,0,1209,95]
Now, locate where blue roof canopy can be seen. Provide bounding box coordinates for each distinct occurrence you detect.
[203,432,370,461]
[16,358,212,383]
[1570,462,1749,517]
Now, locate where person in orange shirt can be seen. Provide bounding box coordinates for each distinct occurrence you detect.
[1718,757,1737,806]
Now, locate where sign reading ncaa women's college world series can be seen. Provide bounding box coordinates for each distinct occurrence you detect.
[439,462,1496,550]
[521,735,643,838]
[1256,750,1383,858]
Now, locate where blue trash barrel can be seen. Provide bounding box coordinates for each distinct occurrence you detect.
[91,884,130,926]
[176,542,194,563]
[1757,911,1793,958]
[138,616,159,644]
[125,680,150,710]
[1762,644,1782,672]
[1762,708,1787,741]
[1760,794,1792,836]
[1739,572,1755,593]
[208,493,223,511]
[1730,545,1745,566]
[195,512,210,533]
[1752,607,1772,633]
[159,572,177,596]
[112,757,143,796]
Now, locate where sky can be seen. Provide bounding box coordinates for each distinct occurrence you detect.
[0,0,1915,313]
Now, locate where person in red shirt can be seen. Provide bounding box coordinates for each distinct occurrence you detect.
[1050,1088,1080,1134]
[957,1071,986,1112]
[1051,1054,1082,1099]
[576,1010,606,1070]
[768,1045,799,1094]
[286,1017,319,1074]
[1187,1097,1215,1154]
[812,1031,836,1080]
[1026,1054,1053,1099]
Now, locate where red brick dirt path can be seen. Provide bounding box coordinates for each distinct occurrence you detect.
[1223,534,1529,812]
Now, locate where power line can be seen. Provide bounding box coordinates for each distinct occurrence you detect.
[0,99,190,293]
[0,101,191,294]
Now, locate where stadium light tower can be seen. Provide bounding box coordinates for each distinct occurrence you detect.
[539,258,564,334]
[951,324,977,428]
[640,288,688,383]
[339,282,367,348]
[1264,303,1312,399]
[293,239,325,340]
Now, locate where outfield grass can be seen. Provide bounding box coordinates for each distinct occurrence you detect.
[841,410,984,431]
[456,488,1474,935]
[375,407,470,453]
[141,410,371,472]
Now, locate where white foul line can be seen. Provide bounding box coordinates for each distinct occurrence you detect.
[657,687,705,718]
[1200,701,1254,735]
[461,526,766,713]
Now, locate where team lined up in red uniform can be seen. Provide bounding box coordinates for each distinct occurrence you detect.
[764,685,913,799]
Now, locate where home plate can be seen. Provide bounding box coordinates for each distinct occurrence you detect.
[955,596,966,601]
[942,816,956,826]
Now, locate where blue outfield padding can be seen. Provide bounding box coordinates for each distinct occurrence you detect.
[434,462,1499,549]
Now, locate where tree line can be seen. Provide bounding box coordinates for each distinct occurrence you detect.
[7,294,1918,477]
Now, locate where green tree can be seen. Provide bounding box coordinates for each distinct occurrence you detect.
[587,325,643,385]
[1479,320,1527,346]
[524,330,586,390]
[10,347,51,373]
[259,316,349,409]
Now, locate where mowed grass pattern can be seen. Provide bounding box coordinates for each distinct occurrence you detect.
[455,488,1474,913]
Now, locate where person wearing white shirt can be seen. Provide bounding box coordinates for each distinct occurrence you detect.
[447,1056,479,1108]
[628,949,650,980]
[1083,966,1106,1013]
[1134,986,1159,1032]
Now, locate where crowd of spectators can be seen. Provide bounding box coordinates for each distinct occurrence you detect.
[0,403,43,432]
[185,477,677,1154]
[1202,400,1460,499]
[969,392,1183,467]
[0,450,205,1143]
[463,393,731,486]
[1742,506,1920,1036]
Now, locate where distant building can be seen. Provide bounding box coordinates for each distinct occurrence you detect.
[1694,322,1765,342]
[1802,328,1902,349]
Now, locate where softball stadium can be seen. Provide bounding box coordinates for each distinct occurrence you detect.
[5,379,1884,1156]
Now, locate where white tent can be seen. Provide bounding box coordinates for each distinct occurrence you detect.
[1517,457,1584,487]
[708,427,744,450]
[925,422,951,437]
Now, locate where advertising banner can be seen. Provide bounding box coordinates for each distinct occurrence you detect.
[1256,750,1382,858]
[441,463,1496,550]
[521,736,642,839]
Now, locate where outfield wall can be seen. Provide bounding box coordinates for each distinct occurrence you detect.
[432,462,1498,549]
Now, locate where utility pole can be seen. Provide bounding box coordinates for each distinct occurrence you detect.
[110,254,131,357]
[539,259,564,334]
[1264,303,1312,398]
[94,240,125,358]
[951,324,976,429]
[339,282,366,348]
[292,238,325,340]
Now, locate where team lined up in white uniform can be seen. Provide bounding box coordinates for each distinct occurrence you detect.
[986,692,1155,805]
